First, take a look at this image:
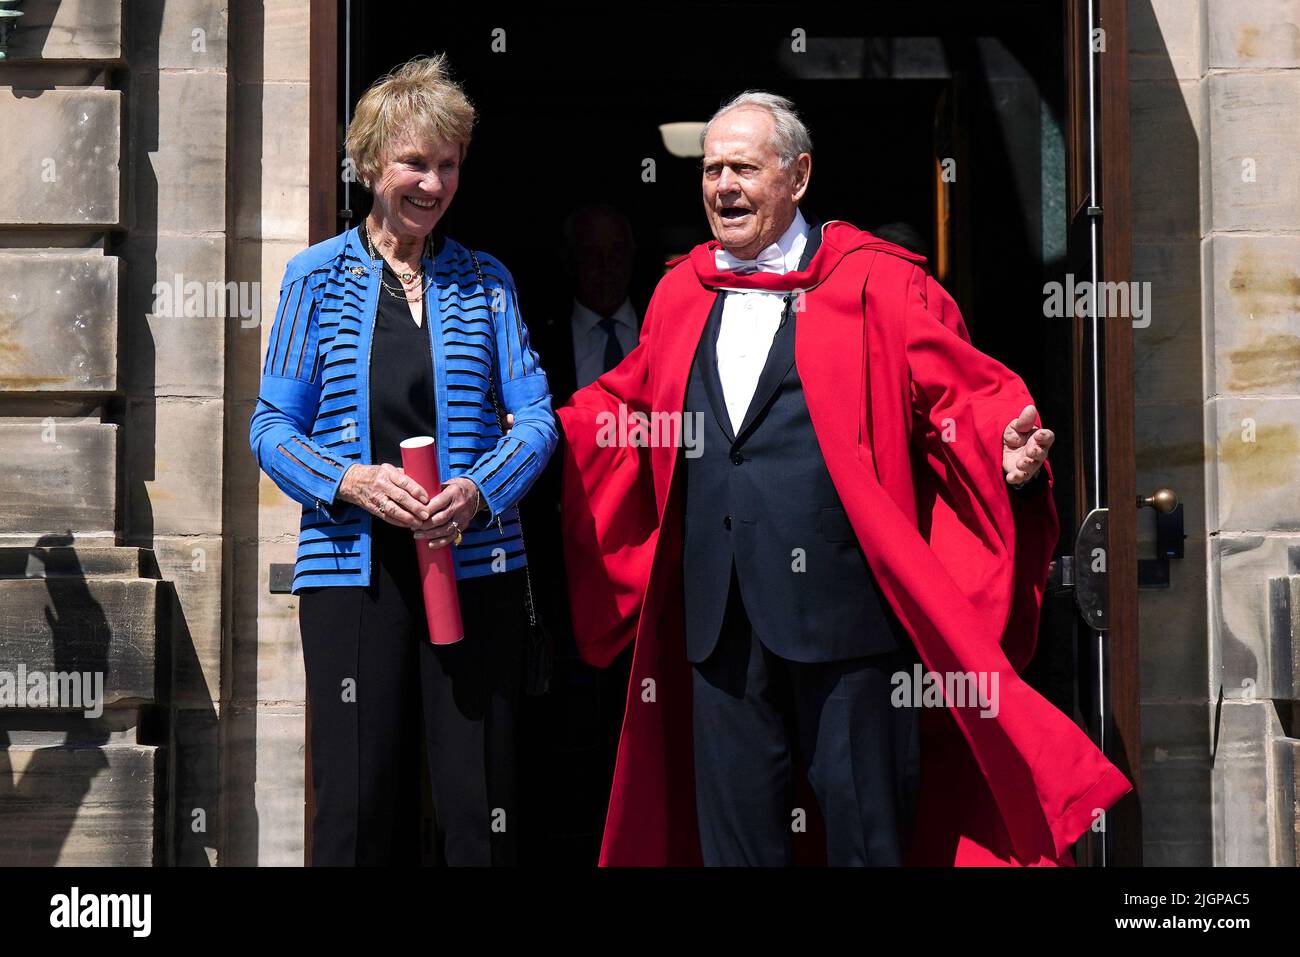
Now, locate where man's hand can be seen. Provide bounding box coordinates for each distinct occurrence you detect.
[1003,404,1054,486]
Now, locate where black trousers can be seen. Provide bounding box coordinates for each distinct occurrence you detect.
[297,518,526,866]
[691,570,922,866]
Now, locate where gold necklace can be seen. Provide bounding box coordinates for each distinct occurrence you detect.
[363,223,435,302]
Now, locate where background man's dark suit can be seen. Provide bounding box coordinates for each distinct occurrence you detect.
[515,206,640,865]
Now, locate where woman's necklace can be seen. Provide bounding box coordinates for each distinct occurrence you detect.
[363,222,435,302]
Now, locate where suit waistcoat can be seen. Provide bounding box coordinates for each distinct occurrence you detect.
[680,226,908,664]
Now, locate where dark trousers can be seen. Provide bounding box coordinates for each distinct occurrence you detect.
[297,518,526,866]
[691,570,922,866]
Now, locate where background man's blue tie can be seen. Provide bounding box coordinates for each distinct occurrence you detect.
[598,316,624,371]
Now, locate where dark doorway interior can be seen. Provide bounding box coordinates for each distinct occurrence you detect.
[347,0,1078,865]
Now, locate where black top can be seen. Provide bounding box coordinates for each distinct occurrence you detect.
[368,257,436,468]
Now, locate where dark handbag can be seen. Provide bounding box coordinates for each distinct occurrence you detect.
[517,528,554,697]
[471,250,554,696]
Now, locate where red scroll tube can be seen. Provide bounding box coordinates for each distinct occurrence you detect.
[399,436,464,645]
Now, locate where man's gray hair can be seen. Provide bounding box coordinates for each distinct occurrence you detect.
[700,91,812,168]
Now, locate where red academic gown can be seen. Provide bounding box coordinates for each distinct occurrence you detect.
[556,221,1133,866]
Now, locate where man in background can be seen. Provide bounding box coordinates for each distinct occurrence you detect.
[517,203,640,865]
[534,204,641,399]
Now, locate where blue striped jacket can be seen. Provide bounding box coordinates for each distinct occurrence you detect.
[249,226,557,593]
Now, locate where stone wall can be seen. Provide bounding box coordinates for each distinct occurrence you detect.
[223,0,312,866]
[0,0,312,866]
[1132,0,1300,865]
[0,0,155,866]
[122,0,231,869]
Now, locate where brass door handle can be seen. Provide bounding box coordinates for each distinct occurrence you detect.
[1137,487,1184,588]
[1137,487,1179,513]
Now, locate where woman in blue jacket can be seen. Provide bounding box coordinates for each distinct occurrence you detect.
[249,55,556,866]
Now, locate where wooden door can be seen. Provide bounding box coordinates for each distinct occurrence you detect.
[1064,0,1141,865]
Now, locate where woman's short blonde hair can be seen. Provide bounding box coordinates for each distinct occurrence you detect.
[345,54,476,187]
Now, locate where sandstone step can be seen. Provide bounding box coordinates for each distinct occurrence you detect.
[0,253,117,393]
[1273,734,1299,867]
[1270,575,1300,701]
[0,422,117,536]
[2,0,124,63]
[0,743,157,866]
[1290,737,1299,867]
[0,577,165,705]
[0,88,121,226]
[0,546,157,580]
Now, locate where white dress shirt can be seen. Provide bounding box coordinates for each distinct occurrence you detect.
[571,298,639,390]
[714,209,810,434]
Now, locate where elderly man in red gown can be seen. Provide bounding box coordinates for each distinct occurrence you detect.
[556,91,1132,866]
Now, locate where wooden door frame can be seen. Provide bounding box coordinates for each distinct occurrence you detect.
[308,0,339,247]
[1065,0,1140,865]
[1095,0,1141,866]
[304,0,338,867]
[302,0,1143,866]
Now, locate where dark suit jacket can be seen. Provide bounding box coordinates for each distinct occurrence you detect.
[521,288,643,652]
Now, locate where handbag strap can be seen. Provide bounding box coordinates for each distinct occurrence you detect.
[470,249,538,628]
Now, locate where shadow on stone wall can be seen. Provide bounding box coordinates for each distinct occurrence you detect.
[1128,0,1214,866]
[222,0,268,866]
[115,0,221,867]
[0,533,111,865]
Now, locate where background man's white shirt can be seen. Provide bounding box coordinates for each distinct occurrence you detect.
[571,298,639,389]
